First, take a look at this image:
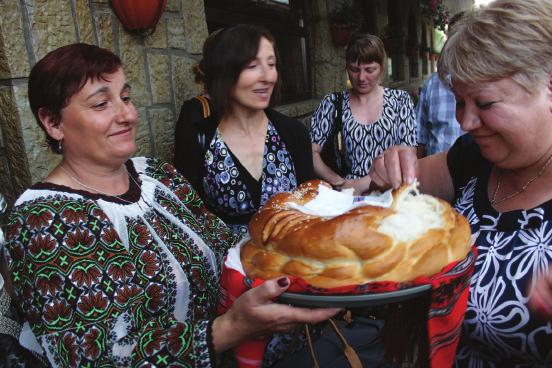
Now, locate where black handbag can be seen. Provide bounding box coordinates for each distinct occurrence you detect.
[273,314,386,368]
[319,91,348,177]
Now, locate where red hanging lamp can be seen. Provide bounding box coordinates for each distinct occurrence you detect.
[111,0,167,34]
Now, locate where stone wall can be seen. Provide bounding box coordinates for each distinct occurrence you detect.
[0,0,208,205]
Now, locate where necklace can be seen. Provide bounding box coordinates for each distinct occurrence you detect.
[59,164,140,205]
[490,153,552,206]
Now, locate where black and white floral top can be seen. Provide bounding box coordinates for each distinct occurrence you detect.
[448,136,552,367]
[310,88,417,179]
[202,121,298,236]
[4,157,236,367]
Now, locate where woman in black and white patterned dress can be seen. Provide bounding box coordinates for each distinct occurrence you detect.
[310,33,416,194]
[369,1,552,366]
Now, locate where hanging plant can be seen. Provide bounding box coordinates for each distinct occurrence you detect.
[328,1,357,47]
[420,0,450,31]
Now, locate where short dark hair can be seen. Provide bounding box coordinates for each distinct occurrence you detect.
[345,33,387,68]
[204,24,281,116]
[28,43,122,154]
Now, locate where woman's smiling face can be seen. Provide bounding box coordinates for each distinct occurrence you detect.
[231,37,277,113]
[453,76,552,169]
[52,68,138,166]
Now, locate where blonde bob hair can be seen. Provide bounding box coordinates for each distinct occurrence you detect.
[438,0,552,93]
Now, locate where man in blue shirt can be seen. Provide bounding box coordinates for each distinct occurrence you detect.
[416,72,464,157]
[416,11,466,158]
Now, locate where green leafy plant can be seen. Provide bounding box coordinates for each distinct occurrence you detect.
[421,0,450,31]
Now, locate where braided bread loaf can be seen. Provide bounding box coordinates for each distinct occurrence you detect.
[241,180,471,288]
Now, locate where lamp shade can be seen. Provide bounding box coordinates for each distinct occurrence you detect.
[111,0,167,31]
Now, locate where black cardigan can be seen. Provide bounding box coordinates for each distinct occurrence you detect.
[173,96,214,171]
[173,109,314,221]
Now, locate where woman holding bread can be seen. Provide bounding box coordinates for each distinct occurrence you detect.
[177,24,314,237]
[3,43,338,367]
[369,0,552,365]
[310,33,417,194]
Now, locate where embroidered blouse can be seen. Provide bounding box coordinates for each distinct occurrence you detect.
[4,157,236,367]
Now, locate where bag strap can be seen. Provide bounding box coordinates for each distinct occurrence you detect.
[333,91,343,132]
[195,95,211,118]
[304,324,320,368]
[332,91,347,173]
[194,95,215,153]
[304,315,363,368]
[327,319,363,368]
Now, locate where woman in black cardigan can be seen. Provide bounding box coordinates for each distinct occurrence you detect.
[174,24,313,236]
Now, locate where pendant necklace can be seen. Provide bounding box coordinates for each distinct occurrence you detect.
[490,153,552,206]
[59,164,141,205]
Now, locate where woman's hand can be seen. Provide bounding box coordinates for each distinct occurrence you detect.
[529,269,552,320]
[341,176,372,195]
[312,144,345,188]
[369,146,418,190]
[212,277,341,353]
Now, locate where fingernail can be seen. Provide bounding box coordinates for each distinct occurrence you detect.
[277,277,289,287]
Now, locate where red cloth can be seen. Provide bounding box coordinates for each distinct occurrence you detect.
[217,247,476,368]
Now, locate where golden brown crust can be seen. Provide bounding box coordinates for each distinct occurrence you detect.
[242,180,472,288]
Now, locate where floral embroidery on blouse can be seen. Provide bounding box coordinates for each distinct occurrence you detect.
[4,157,236,367]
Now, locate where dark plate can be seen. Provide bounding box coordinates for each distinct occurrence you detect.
[277,284,431,308]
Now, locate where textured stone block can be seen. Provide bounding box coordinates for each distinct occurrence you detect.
[75,0,95,44]
[0,86,32,194]
[0,157,15,206]
[166,0,181,12]
[314,63,346,97]
[147,53,171,104]
[171,55,201,111]
[134,108,152,157]
[29,0,78,61]
[0,0,30,79]
[167,17,186,49]
[149,107,175,162]
[94,12,115,51]
[144,19,167,49]
[120,26,150,107]
[182,0,207,54]
[12,83,59,183]
[274,99,318,119]
[0,43,9,80]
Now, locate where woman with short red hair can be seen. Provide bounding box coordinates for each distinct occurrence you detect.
[3,43,338,367]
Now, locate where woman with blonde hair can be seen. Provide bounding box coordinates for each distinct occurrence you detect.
[368,0,552,365]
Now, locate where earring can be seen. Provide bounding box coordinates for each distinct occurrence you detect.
[58,139,63,152]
